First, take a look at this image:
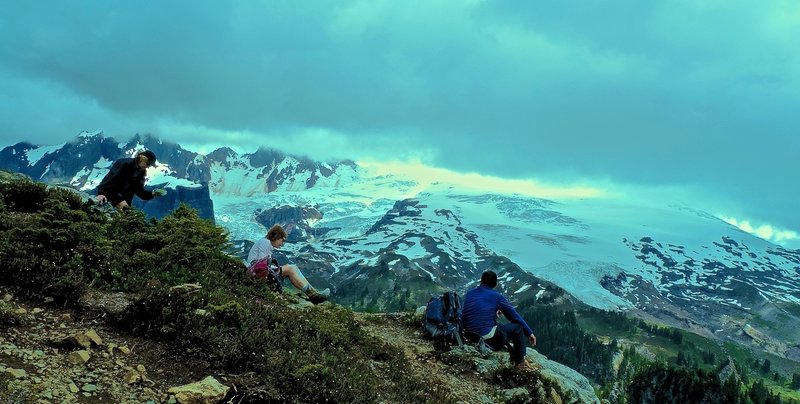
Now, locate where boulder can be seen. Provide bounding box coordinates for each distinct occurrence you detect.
[528,349,600,404]
[442,346,599,404]
[167,376,229,404]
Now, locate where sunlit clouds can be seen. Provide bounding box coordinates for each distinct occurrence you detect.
[721,216,799,247]
[358,160,605,199]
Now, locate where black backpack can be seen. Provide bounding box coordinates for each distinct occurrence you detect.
[422,291,464,349]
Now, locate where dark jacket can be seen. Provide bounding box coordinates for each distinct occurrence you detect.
[462,285,534,337]
[96,158,154,206]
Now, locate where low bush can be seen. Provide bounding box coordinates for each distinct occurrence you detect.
[0,177,453,402]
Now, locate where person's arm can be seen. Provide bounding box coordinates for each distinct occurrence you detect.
[134,177,154,201]
[498,295,534,337]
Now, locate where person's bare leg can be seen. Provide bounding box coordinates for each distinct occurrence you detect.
[280,264,309,290]
[281,264,329,303]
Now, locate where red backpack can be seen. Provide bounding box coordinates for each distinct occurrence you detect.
[248,258,284,293]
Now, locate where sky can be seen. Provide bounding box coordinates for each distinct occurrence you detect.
[1,1,798,248]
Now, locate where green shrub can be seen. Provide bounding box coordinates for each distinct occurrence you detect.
[0,177,454,402]
[0,178,48,212]
[0,184,109,303]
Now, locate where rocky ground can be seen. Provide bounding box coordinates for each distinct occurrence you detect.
[0,287,224,403]
[1,286,599,403]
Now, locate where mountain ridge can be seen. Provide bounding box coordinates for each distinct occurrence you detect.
[2,132,798,362]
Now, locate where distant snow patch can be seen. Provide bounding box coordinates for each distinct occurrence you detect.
[26,144,63,166]
[515,284,532,294]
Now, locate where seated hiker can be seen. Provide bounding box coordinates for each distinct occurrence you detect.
[246,224,330,304]
[95,150,166,211]
[462,270,538,370]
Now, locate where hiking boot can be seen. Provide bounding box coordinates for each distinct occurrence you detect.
[515,358,537,372]
[306,288,330,304]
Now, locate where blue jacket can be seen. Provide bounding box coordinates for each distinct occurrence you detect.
[462,285,533,337]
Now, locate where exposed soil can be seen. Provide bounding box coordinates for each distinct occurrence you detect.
[0,287,208,403]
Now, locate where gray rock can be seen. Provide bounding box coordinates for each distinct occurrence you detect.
[4,368,26,378]
[442,345,511,375]
[169,283,202,295]
[55,333,92,349]
[124,369,142,385]
[167,376,229,404]
[67,350,90,365]
[528,349,600,404]
[85,329,103,346]
[501,387,529,401]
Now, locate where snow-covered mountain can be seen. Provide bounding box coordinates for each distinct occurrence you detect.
[3,132,799,361]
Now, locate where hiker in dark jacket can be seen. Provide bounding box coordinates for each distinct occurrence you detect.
[95,150,165,210]
[462,270,537,370]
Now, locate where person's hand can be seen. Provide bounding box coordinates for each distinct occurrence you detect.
[153,188,167,197]
[529,334,537,347]
[115,200,129,210]
[95,195,107,204]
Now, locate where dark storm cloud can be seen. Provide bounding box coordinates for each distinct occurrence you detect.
[0,1,798,237]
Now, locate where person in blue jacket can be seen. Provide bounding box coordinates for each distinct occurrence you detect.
[462,270,537,370]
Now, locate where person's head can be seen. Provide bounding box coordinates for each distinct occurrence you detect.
[480,270,498,289]
[267,224,288,248]
[136,150,157,170]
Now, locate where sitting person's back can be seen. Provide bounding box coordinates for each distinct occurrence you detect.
[462,270,537,369]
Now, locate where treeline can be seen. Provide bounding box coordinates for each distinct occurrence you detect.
[515,299,617,384]
[517,303,799,402]
[616,347,787,404]
[583,307,683,344]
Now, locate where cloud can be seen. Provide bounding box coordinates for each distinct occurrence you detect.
[720,216,800,248]
[160,121,437,163]
[358,159,605,199]
[0,1,797,234]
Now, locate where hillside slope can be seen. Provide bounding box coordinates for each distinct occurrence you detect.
[0,286,597,403]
